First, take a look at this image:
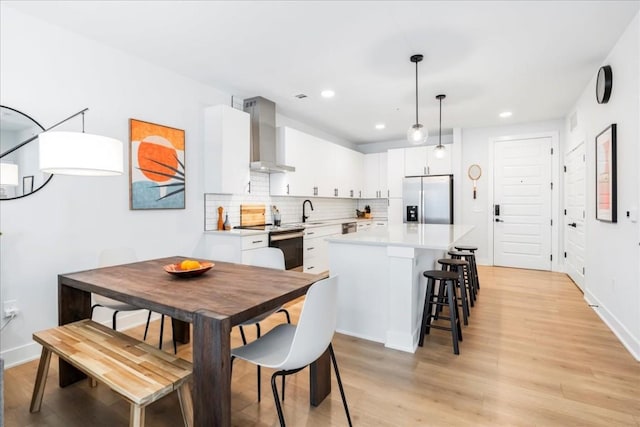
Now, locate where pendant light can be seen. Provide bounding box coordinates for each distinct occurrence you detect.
[407,54,428,144]
[38,109,123,176]
[433,94,446,159]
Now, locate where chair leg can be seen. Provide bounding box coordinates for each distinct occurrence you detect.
[30,347,52,413]
[419,278,434,347]
[329,344,353,427]
[112,310,119,330]
[277,308,291,324]
[455,267,469,326]
[159,314,165,350]
[239,325,247,345]
[143,311,152,341]
[446,279,461,355]
[256,323,262,402]
[271,372,287,427]
[90,303,102,318]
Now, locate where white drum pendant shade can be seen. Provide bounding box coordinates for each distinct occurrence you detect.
[0,163,19,186]
[39,131,123,176]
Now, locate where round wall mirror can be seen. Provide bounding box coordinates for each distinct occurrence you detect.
[0,106,52,200]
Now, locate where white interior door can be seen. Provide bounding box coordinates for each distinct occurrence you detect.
[564,142,586,290]
[494,137,552,270]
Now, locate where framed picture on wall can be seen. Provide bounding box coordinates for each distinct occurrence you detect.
[595,123,617,223]
[129,119,185,210]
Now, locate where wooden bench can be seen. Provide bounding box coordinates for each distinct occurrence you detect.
[30,319,193,427]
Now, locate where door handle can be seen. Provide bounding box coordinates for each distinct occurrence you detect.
[568,222,577,228]
[495,218,503,222]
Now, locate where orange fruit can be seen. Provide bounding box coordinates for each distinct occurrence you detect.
[179,259,201,270]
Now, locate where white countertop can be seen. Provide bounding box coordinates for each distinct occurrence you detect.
[204,217,389,235]
[204,229,268,236]
[326,223,473,250]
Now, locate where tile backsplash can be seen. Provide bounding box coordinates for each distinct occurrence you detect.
[204,172,388,230]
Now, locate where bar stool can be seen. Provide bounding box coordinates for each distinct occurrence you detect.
[419,270,463,354]
[449,250,479,298]
[454,245,480,291]
[438,258,472,325]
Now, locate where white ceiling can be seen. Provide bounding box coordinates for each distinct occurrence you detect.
[6,1,639,145]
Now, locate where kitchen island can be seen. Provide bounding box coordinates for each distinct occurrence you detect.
[326,223,473,353]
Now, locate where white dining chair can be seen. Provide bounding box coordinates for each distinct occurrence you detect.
[91,248,177,353]
[239,247,291,401]
[231,276,352,427]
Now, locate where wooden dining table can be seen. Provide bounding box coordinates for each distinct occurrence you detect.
[56,256,330,426]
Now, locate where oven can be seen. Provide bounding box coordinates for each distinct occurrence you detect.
[269,227,305,271]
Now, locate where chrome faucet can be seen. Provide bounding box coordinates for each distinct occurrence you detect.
[302,199,314,223]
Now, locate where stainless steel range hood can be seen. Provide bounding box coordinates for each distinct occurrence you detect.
[243,96,295,173]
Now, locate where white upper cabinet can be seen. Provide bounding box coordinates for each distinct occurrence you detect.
[387,148,405,198]
[204,105,250,194]
[363,153,388,198]
[270,126,363,198]
[404,146,451,176]
[404,146,429,176]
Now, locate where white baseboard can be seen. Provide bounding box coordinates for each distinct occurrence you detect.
[1,311,161,369]
[584,291,640,361]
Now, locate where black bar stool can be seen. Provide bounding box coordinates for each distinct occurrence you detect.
[449,250,479,297]
[420,270,463,354]
[454,245,480,290]
[438,258,472,325]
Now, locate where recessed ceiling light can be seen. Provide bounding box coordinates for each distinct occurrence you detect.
[321,89,335,98]
[375,123,386,130]
[499,111,512,118]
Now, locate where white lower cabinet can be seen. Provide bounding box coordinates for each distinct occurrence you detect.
[203,233,268,264]
[303,224,341,273]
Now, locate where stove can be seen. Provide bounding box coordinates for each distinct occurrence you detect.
[234,223,305,270]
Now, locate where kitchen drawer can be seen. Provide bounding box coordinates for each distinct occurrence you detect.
[304,224,341,239]
[241,234,268,250]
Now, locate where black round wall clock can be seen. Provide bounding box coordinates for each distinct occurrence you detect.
[596,65,612,104]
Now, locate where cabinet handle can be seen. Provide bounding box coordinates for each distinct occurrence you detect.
[350,189,354,197]
[252,240,263,244]
[359,190,362,198]
[248,181,251,193]
[307,266,315,270]
[286,184,290,195]
[307,231,315,236]
[334,188,338,197]
[307,247,315,251]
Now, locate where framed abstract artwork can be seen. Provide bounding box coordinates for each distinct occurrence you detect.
[129,119,185,210]
[595,123,616,223]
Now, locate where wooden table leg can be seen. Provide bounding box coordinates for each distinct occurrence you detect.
[172,318,191,344]
[58,278,91,387]
[193,310,231,427]
[309,348,331,406]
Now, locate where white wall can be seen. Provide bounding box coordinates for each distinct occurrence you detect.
[457,119,566,265]
[567,13,639,359]
[0,6,357,367]
[0,6,229,366]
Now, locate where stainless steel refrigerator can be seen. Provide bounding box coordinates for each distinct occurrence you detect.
[403,174,454,224]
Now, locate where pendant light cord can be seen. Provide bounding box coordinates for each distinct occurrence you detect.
[438,96,442,146]
[415,60,419,125]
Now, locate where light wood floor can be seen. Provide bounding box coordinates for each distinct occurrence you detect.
[4,266,640,426]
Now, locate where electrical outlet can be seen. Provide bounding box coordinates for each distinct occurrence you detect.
[3,299,19,318]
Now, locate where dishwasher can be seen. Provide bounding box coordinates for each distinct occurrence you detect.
[341,222,357,234]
